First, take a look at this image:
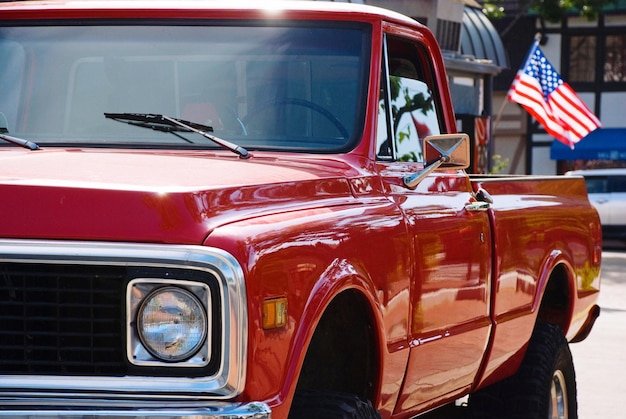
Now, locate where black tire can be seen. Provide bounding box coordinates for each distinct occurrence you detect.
[469,322,578,419]
[288,390,381,419]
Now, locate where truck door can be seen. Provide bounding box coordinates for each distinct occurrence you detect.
[376,33,493,413]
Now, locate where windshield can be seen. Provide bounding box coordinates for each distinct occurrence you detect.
[0,22,370,151]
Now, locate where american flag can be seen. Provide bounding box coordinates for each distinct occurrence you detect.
[507,41,601,148]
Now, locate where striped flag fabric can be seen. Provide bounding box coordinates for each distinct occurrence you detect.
[507,41,601,148]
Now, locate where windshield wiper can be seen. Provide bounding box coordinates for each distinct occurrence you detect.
[104,113,250,159]
[0,133,40,151]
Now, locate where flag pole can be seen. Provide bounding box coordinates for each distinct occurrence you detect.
[493,31,542,133]
[493,32,543,153]
[494,33,542,173]
[520,33,542,72]
[492,95,508,133]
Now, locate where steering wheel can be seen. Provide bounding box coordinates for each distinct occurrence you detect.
[243,98,350,140]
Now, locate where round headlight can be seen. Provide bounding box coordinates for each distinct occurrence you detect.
[137,286,207,362]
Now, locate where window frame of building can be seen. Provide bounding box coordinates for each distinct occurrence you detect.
[563,15,626,92]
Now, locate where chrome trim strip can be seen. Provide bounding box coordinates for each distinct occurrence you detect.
[0,239,247,399]
[127,278,212,367]
[0,398,271,418]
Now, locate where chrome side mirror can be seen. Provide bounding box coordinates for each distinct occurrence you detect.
[403,133,470,189]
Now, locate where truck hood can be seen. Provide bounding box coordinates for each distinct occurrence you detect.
[0,149,362,244]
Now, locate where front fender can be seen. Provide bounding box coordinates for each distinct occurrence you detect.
[203,199,411,415]
[282,258,385,401]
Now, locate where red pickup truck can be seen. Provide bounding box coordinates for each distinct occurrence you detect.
[0,1,601,418]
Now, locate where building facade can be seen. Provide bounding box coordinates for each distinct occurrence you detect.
[491,2,626,174]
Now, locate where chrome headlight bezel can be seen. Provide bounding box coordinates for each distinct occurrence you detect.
[0,240,247,398]
[127,278,211,367]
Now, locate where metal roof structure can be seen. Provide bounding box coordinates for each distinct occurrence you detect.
[461,6,509,69]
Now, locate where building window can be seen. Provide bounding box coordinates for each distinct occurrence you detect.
[569,35,596,82]
[604,34,626,82]
[436,19,461,52]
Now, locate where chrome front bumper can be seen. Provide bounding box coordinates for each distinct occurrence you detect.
[0,398,271,418]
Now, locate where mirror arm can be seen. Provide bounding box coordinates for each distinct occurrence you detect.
[402,133,469,190]
[403,155,449,189]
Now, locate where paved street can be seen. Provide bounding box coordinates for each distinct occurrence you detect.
[571,248,626,418]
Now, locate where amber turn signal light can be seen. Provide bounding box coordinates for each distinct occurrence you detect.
[262,297,288,329]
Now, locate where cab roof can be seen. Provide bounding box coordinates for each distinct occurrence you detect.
[0,0,423,29]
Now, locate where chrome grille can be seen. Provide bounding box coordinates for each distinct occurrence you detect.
[1,262,125,375]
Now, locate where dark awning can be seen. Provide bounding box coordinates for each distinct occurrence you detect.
[460,7,509,69]
[550,128,626,160]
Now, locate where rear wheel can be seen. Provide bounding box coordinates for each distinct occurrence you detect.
[288,390,381,419]
[469,322,577,419]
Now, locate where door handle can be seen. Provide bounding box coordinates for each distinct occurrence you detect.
[465,201,490,211]
[466,187,493,211]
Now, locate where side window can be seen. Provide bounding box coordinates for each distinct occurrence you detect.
[584,177,608,194]
[376,36,441,161]
[610,176,626,193]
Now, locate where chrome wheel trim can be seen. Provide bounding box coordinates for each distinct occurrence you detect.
[550,369,569,419]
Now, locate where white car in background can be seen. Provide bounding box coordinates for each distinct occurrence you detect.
[566,168,626,242]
